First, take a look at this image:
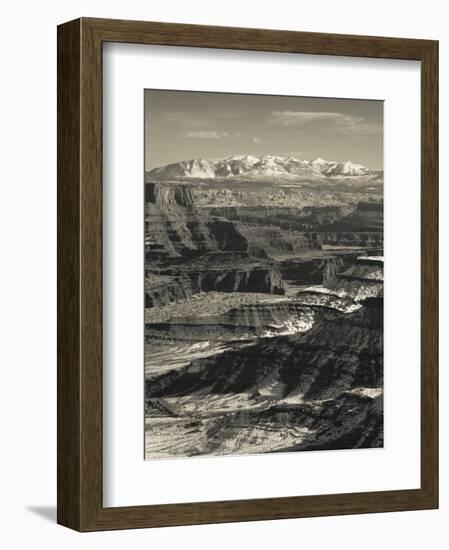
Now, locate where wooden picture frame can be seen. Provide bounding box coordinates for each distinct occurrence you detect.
[57,17,438,531]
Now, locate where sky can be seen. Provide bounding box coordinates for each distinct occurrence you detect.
[144,89,383,171]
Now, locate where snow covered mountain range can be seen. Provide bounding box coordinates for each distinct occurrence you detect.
[147,154,375,180]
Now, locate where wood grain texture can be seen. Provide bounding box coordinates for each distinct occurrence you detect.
[420,40,439,503]
[57,18,81,531]
[57,17,439,532]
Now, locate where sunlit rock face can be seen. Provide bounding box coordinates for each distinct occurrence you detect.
[147,298,382,400]
[145,182,273,261]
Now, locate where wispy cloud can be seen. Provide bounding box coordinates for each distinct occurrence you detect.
[184,130,240,139]
[269,111,381,135]
[252,137,261,143]
[184,130,228,139]
[159,110,242,129]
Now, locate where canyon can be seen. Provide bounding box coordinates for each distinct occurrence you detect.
[144,156,384,458]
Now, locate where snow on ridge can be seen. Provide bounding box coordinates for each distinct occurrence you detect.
[148,154,375,180]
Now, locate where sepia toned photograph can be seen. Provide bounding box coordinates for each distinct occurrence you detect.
[144,89,384,459]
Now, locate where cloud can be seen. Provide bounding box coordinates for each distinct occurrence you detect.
[252,137,261,143]
[269,111,381,135]
[184,130,229,139]
[184,130,241,139]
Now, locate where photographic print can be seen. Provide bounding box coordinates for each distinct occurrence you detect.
[144,90,384,459]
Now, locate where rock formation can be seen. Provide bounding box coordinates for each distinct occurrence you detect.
[144,157,384,458]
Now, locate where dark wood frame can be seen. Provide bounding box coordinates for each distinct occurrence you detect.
[57,17,438,531]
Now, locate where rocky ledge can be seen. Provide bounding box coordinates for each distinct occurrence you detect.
[146,297,383,403]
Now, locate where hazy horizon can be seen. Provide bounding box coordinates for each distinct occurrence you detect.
[145,89,383,171]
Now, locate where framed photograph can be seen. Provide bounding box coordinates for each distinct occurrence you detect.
[57,17,438,531]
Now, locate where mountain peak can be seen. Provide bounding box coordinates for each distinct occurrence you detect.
[227,154,258,163]
[148,155,373,180]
